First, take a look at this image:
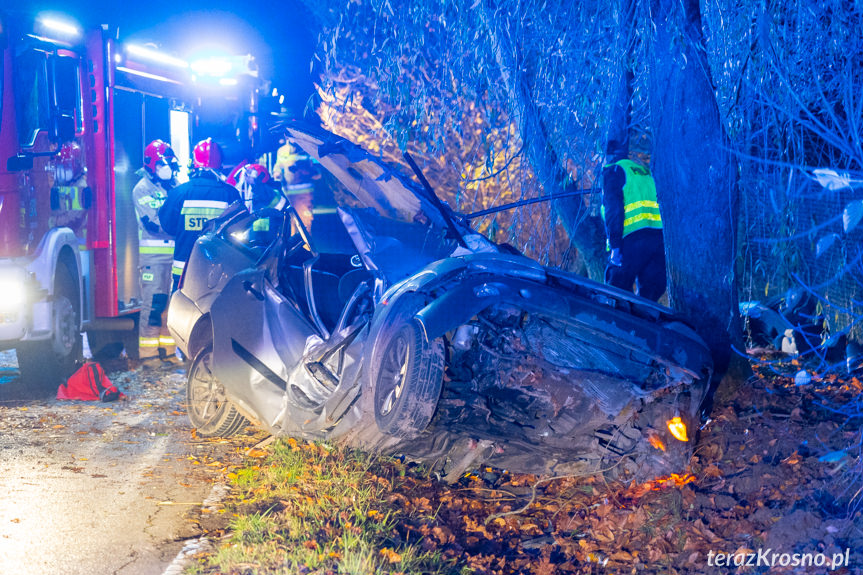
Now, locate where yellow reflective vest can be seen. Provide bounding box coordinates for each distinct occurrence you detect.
[603,159,662,237]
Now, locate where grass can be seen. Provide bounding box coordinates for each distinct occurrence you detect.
[185,437,459,575]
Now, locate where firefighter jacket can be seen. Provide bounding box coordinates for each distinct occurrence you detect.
[132,174,175,259]
[50,174,89,238]
[158,170,240,270]
[601,159,662,250]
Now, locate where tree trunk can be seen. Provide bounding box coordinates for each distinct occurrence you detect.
[553,201,607,280]
[606,0,636,151]
[647,0,748,383]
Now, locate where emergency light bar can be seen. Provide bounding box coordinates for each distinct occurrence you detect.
[125,44,189,69]
[116,66,183,85]
[37,16,81,38]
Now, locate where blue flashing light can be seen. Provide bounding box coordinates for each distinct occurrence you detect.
[190,57,234,78]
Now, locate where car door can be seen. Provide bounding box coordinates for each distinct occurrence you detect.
[208,211,319,432]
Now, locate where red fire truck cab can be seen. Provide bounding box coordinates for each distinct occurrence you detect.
[0,12,267,385]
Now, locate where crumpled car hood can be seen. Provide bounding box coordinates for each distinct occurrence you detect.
[286,124,431,225]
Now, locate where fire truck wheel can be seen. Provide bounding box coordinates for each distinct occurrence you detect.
[17,268,83,389]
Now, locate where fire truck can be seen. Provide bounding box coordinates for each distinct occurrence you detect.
[0,12,269,385]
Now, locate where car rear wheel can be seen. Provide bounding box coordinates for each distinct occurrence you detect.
[186,345,248,437]
[373,319,444,439]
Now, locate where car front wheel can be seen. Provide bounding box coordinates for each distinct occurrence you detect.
[186,345,248,437]
[373,319,444,439]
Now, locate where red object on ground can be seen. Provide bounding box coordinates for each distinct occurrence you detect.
[57,362,124,402]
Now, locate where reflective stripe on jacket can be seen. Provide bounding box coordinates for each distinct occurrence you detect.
[139,238,175,255]
[158,171,240,265]
[604,159,662,237]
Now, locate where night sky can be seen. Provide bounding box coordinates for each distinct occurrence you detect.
[22,0,318,115]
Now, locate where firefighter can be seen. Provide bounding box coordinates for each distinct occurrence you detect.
[235,163,287,213]
[271,140,305,185]
[233,163,287,246]
[158,138,241,291]
[601,139,666,301]
[133,140,178,361]
[51,142,89,237]
[282,157,313,228]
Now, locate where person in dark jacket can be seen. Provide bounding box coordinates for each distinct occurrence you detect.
[601,139,666,301]
[158,138,240,290]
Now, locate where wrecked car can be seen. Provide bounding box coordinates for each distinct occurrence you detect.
[167,123,714,481]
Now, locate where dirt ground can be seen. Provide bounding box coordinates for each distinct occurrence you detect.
[0,351,252,575]
[2,347,861,575]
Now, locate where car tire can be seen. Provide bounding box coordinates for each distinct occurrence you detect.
[17,267,82,389]
[373,318,444,439]
[186,345,248,437]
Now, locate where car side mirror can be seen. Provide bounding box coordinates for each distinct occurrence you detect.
[6,155,34,172]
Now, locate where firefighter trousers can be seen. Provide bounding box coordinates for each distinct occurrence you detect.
[139,254,175,359]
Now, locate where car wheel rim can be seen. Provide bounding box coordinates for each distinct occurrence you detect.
[378,330,410,417]
[190,353,226,424]
[53,296,77,356]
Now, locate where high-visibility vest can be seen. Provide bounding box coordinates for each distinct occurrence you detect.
[604,159,662,237]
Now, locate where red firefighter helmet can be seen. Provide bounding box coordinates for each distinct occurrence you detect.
[192,138,223,169]
[237,163,270,187]
[58,142,83,175]
[143,140,177,176]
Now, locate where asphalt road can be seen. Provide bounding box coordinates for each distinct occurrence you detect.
[0,352,241,575]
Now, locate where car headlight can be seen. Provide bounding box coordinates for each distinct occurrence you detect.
[666,415,689,442]
[0,268,28,313]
